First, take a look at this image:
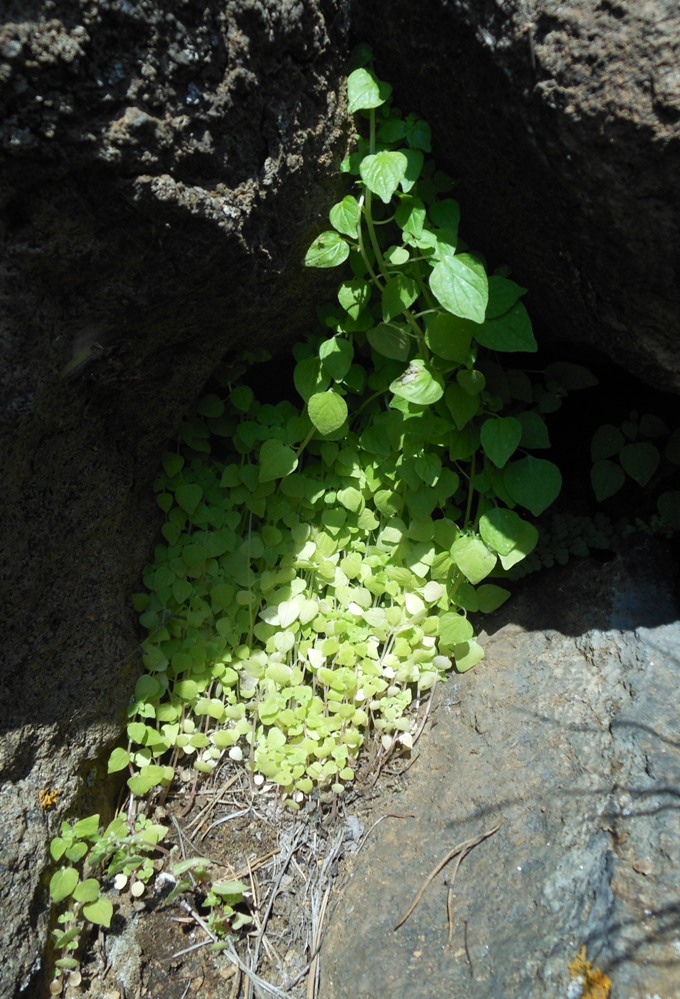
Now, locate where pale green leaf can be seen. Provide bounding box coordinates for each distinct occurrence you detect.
[304,231,350,268]
[438,612,473,646]
[479,507,527,556]
[390,361,444,405]
[73,878,101,904]
[107,748,130,774]
[329,196,360,238]
[308,391,348,435]
[429,253,489,324]
[319,337,354,379]
[83,897,113,928]
[337,279,370,320]
[451,536,497,584]
[360,151,408,203]
[454,640,485,672]
[50,867,79,903]
[347,67,392,113]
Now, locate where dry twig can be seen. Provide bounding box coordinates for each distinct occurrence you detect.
[394,823,501,931]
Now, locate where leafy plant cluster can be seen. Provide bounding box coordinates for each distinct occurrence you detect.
[590,409,680,529]
[48,813,251,988]
[48,52,596,986]
[118,52,595,811]
[49,813,165,980]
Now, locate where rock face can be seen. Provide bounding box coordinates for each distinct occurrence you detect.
[0,3,349,995]
[321,541,680,998]
[2,1,680,996]
[352,0,680,390]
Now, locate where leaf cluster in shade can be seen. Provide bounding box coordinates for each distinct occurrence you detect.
[591,409,680,528]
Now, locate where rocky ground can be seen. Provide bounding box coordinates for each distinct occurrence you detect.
[58,537,680,999]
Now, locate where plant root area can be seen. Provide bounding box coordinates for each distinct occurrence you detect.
[75,737,416,999]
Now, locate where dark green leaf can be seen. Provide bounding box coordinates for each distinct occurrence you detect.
[591,424,625,461]
[591,459,625,501]
[382,275,419,321]
[504,457,562,515]
[175,483,202,515]
[639,413,669,438]
[405,116,432,151]
[429,199,460,234]
[444,384,481,430]
[486,276,527,318]
[457,369,486,395]
[518,411,550,449]
[619,442,659,486]
[424,312,472,362]
[480,417,522,468]
[657,490,680,530]
[665,428,680,465]
[258,440,299,482]
[544,361,598,391]
[473,302,537,352]
[367,323,412,361]
[377,118,407,143]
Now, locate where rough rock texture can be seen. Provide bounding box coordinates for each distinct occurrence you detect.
[3,1,680,996]
[0,3,350,996]
[321,541,680,998]
[352,0,680,390]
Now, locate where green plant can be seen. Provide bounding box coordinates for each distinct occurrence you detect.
[47,50,602,988]
[163,857,252,939]
[591,410,680,529]
[119,52,595,808]
[48,813,166,981]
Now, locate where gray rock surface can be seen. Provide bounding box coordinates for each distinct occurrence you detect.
[321,542,680,998]
[352,0,680,390]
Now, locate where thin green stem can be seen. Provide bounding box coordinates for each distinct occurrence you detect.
[463,452,476,530]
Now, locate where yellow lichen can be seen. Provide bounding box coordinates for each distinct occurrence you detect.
[38,787,62,811]
[569,945,611,999]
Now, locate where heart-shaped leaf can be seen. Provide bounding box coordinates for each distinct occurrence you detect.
[308,391,348,435]
[429,253,489,324]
